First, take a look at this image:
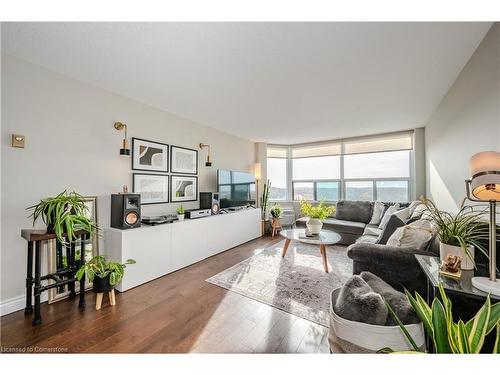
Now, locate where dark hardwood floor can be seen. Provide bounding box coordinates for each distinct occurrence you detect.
[0,235,330,353]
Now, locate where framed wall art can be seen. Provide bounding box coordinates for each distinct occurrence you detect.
[133,173,169,204]
[132,137,169,173]
[171,175,198,202]
[170,145,198,175]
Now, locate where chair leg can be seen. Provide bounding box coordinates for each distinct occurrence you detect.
[95,293,103,310]
[108,290,116,306]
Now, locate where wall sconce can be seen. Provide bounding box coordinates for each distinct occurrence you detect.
[199,143,212,167]
[114,122,130,156]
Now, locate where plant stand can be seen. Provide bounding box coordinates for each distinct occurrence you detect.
[21,229,89,325]
[271,218,283,237]
[95,290,116,310]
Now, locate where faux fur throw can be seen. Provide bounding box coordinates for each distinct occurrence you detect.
[334,275,388,326]
[360,272,420,326]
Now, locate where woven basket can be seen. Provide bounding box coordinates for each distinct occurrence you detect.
[329,288,426,353]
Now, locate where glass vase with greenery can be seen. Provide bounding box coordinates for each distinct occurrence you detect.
[27,190,97,244]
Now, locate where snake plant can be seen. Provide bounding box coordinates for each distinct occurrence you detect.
[27,190,97,244]
[76,255,136,286]
[382,284,500,354]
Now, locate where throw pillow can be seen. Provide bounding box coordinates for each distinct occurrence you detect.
[386,219,433,250]
[368,201,385,225]
[378,204,400,230]
[334,275,388,326]
[393,207,410,222]
[407,200,421,216]
[360,272,420,326]
[375,215,405,244]
[409,202,426,221]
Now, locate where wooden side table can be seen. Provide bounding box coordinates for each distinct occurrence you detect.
[21,229,89,325]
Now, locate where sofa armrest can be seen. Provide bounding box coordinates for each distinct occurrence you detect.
[347,243,430,266]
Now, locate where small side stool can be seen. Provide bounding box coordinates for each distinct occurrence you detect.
[271,218,283,237]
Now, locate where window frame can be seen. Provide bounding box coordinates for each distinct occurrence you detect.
[292,179,342,202]
[267,131,414,203]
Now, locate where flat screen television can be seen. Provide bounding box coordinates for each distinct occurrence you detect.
[217,169,256,209]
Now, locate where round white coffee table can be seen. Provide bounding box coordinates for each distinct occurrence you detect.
[279,228,341,273]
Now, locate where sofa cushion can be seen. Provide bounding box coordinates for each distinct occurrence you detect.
[323,218,366,235]
[363,224,382,237]
[368,201,385,225]
[387,220,433,250]
[355,235,378,245]
[378,204,400,229]
[375,215,405,245]
[335,201,373,224]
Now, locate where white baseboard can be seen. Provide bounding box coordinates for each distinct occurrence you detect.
[0,293,48,317]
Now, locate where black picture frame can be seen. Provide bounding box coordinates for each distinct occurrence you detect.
[170,145,198,175]
[132,137,169,173]
[170,175,198,203]
[132,173,169,205]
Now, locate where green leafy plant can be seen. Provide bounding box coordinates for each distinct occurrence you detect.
[420,196,493,266]
[177,204,185,215]
[260,179,271,220]
[76,255,136,286]
[27,190,97,244]
[382,284,500,354]
[300,199,335,220]
[270,204,282,219]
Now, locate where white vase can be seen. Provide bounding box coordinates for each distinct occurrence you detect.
[439,242,475,270]
[177,214,185,221]
[306,218,323,235]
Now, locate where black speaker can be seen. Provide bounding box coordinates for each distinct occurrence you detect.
[111,194,141,229]
[199,192,220,214]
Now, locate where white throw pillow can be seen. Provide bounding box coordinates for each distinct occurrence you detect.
[408,201,421,215]
[393,207,410,222]
[378,204,400,230]
[369,201,385,225]
[386,219,433,250]
[409,203,426,221]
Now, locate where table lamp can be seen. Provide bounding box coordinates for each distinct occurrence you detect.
[465,151,500,296]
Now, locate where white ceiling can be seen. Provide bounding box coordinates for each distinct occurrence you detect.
[1,22,492,144]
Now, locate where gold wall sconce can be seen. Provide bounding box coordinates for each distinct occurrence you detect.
[114,122,130,156]
[199,143,212,167]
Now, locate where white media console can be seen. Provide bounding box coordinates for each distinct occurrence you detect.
[105,208,261,292]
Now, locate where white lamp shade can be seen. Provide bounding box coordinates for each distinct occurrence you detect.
[254,163,262,180]
[469,151,500,200]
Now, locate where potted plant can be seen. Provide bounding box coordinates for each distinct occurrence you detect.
[270,204,282,220]
[76,255,136,293]
[382,284,500,353]
[177,204,185,221]
[260,180,271,235]
[300,199,335,235]
[27,190,97,244]
[420,197,489,270]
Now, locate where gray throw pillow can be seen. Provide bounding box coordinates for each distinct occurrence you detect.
[375,215,405,244]
[334,275,388,326]
[360,272,419,326]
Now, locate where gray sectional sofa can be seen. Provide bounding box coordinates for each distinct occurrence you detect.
[295,200,438,295]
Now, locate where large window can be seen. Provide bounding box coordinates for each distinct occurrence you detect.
[266,146,288,200]
[267,131,414,202]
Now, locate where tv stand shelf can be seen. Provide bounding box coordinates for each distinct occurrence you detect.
[105,208,260,291]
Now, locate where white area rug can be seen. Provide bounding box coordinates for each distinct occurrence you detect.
[206,240,352,326]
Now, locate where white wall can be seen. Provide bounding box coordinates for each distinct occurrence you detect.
[0,54,255,312]
[425,23,500,213]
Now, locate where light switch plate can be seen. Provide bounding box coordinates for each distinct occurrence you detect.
[12,134,25,148]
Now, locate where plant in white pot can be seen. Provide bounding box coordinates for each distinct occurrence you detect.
[177,204,185,221]
[300,199,335,235]
[421,197,489,270]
